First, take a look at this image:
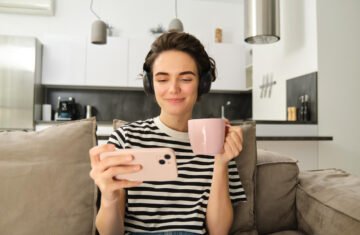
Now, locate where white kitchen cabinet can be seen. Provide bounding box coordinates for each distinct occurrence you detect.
[41,35,86,85]
[86,37,128,87]
[41,36,246,91]
[207,43,246,91]
[127,37,153,88]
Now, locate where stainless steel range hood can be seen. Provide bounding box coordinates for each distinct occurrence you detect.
[244,0,280,44]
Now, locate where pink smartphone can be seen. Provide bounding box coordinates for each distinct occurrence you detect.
[99,148,178,181]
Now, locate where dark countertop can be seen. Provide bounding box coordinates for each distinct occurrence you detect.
[256,136,333,141]
[255,120,317,125]
[231,120,317,125]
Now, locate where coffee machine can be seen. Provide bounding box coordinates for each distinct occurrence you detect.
[55,96,77,121]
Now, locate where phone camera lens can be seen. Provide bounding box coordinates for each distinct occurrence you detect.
[164,154,171,160]
[159,159,166,165]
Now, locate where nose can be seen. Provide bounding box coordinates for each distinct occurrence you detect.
[168,80,180,94]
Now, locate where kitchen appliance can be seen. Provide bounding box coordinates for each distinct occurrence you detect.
[0,35,43,130]
[56,96,77,121]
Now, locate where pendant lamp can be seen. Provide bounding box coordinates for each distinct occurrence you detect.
[90,0,109,44]
[168,0,184,32]
[244,0,280,44]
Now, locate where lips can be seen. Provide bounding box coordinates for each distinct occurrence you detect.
[166,98,185,103]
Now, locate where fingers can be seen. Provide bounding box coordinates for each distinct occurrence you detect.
[229,131,242,151]
[98,154,134,172]
[223,118,230,125]
[224,126,243,157]
[89,144,115,168]
[223,142,233,156]
[227,126,243,144]
[104,164,142,179]
[89,144,144,200]
[224,139,240,157]
[231,126,243,143]
[91,164,143,198]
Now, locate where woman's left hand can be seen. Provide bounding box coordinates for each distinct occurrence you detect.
[214,119,243,166]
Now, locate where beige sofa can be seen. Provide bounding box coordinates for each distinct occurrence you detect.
[0,118,359,235]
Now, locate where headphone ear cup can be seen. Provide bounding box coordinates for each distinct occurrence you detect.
[143,71,154,95]
[199,71,212,95]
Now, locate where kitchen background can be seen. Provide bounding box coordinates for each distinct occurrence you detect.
[44,88,251,121]
[0,0,359,176]
[1,0,253,123]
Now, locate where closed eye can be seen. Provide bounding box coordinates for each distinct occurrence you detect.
[180,77,194,82]
[154,76,169,82]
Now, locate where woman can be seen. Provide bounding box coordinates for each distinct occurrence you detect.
[89,32,246,235]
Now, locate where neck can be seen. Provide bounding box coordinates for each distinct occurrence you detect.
[159,112,192,132]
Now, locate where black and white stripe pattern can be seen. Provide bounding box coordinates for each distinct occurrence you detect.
[108,117,246,234]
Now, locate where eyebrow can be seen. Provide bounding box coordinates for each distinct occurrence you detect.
[154,71,197,77]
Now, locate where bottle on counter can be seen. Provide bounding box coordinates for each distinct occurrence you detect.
[299,94,311,122]
[85,105,93,119]
[299,95,304,121]
[303,94,311,121]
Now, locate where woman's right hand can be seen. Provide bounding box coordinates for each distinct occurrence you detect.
[89,144,142,204]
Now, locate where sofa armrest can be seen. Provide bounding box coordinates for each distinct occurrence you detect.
[296,169,360,235]
[255,149,299,234]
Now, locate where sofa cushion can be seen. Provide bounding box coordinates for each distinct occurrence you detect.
[296,169,360,235]
[267,231,305,235]
[0,118,97,235]
[230,121,257,233]
[256,149,299,234]
[113,119,257,233]
[233,229,258,235]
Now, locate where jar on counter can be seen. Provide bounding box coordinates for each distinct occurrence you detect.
[287,106,297,121]
[215,28,222,43]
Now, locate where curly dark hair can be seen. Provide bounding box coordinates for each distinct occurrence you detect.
[143,32,217,98]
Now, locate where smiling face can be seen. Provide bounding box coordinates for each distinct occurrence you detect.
[152,50,199,118]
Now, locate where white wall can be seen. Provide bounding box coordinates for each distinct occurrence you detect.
[252,0,318,120]
[317,0,360,176]
[256,123,319,170]
[258,141,319,170]
[0,0,244,44]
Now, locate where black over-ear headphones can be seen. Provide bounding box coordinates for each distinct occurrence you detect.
[142,64,213,96]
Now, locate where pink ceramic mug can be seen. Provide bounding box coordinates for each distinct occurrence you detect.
[188,118,226,155]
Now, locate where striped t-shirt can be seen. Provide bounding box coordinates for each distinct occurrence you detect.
[108,117,246,234]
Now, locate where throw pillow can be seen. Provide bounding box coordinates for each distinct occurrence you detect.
[0,118,97,235]
[230,121,257,234]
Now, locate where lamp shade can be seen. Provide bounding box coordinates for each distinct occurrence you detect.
[168,18,184,32]
[245,0,280,44]
[91,20,107,44]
